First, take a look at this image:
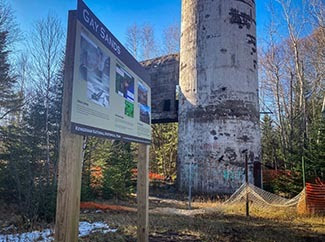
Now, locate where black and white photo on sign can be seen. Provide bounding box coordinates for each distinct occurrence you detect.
[79,32,110,108]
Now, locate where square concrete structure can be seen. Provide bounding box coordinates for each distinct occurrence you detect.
[141,54,179,124]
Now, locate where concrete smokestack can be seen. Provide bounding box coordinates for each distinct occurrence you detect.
[178,0,260,194]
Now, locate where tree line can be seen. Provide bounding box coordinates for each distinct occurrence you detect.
[260,0,324,194]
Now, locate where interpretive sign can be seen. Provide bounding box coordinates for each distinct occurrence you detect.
[55,2,150,241]
[70,0,151,144]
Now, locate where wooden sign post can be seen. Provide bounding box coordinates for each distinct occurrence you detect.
[137,144,149,242]
[54,11,83,242]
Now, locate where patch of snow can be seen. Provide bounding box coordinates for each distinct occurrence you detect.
[0,229,53,242]
[78,221,117,237]
[0,221,117,242]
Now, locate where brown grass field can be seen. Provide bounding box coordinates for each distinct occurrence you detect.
[78,195,325,242]
[1,185,324,241]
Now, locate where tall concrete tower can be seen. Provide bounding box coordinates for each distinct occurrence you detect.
[178,0,261,194]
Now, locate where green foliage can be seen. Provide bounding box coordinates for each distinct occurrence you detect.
[305,118,325,181]
[0,30,22,119]
[262,98,325,194]
[81,138,136,201]
[81,137,113,201]
[102,141,136,200]
[151,123,178,181]
[271,173,303,197]
[0,74,63,222]
[261,115,279,169]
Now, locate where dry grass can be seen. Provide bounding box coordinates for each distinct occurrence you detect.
[2,191,323,241]
[78,197,325,242]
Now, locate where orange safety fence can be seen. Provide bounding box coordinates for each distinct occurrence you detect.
[80,202,136,212]
[131,169,165,181]
[305,182,325,215]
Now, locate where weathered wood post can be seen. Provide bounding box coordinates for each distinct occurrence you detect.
[54,11,83,242]
[137,144,149,242]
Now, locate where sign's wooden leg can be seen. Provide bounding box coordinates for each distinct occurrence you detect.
[137,144,149,242]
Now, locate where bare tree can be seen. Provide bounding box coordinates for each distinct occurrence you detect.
[275,1,314,171]
[308,0,325,120]
[28,12,64,184]
[141,23,157,60]
[309,0,325,29]
[277,0,307,110]
[126,23,141,61]
[259,1,293,168]
[11,53,33,122]
[0,0,20,47]
[162,23,180,55]
[126,23,160,60]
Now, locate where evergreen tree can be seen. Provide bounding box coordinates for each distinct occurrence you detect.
[151,123,178,181]
[102,141,136,199]
[0,30,22,120]
[0,70,63,222]
[81,137,137,201]
[261,115,278,169]
[81,137,113,200]
[305,116,325,181]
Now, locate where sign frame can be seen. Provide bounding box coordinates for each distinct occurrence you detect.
[70,0,152,144]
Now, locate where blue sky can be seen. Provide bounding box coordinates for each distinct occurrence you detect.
[11,0,280,49]
[12,0,181,45]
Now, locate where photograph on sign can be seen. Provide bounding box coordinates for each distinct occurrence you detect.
[116,63,135,102]
[140,104,150,125]
[125,100,134,118]
[69,0,151,144]
[79,32,110,108]
[138,81,148,106]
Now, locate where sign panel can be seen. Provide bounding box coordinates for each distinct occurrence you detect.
[70,0,151,144]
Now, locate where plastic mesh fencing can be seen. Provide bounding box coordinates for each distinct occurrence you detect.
[224,183,305,209]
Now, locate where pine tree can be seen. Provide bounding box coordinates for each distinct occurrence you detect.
[151,123,178,181]
[102,141,136,199]
[0,67,64,222]
[305,117,325,181]
[0,30,21,120]
[81,137,112,200]
[261,115,275,168]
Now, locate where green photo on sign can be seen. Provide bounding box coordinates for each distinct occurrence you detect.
[125,100,134,118]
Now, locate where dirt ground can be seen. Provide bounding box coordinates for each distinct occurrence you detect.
[79,212,325,241]
[1,184,324,241]
[77,185,325,242]
[78,201,325,242]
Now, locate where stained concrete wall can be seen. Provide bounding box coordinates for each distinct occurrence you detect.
[141,54,179,123]
[178,0,261,194]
